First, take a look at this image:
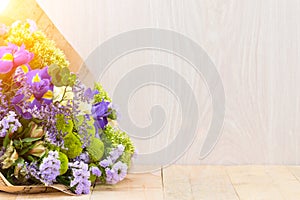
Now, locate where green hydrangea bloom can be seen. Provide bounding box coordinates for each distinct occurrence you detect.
[74,115,96,138]
[56,114,73,134]
[120,152,132,168]
[58,152,68,175]
[62,132,82,159]
[102,125,135,155]
[93,83,111,103]
[86,138,104,162]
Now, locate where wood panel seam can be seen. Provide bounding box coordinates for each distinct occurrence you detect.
[161,167,165,200]
[225,167,241,200]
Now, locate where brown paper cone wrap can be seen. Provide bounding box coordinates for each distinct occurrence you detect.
[0,172,75,195]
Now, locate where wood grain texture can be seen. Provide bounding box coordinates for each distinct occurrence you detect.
[163,165,238,200]
[34,0,300,165]
[91,172,164,200]
[226,166,300,200]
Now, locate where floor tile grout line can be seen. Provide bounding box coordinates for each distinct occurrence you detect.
[161,166,165,200]
[224,167,241,200]
[286,166,300,183]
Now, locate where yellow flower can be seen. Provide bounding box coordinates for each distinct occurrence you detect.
[5,20,69,69]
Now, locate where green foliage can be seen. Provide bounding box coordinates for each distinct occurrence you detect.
[93,83,111,103]
[62,132,83,159]
[58,152,69,175]
[107,108,117,120]
[48,64,76,87]
[102,125,135,155]
[86,138,104,162]
[13,137,43,157]
[3,133,10,148]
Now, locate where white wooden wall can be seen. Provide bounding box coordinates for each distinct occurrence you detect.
[37,0,300,165]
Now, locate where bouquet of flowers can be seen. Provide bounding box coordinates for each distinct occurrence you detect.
[0,20,135,195]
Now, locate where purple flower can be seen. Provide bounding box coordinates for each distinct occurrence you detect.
[26,66,53,107]
[105,168,114,183]
[84,88,98,101]
[39,151,61,185]
[0,111,22,137]
[13,64,31,83]
[99,157,113,168]
[109,144,125,162]
[90,166,101,177]
[11,66,54,114]
[69,161,91,194]
[26,162,40,180]
[105,161,128,185]
[74,152,90,163]
[91,100,111,130]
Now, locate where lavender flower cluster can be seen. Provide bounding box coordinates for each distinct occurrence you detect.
[100,145,128,184]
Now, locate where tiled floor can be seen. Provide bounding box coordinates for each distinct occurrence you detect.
[1,166,300,199]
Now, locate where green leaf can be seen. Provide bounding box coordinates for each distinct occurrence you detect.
[21,137,41,143]
[27,155,35,162]
[48,64,60,75]
[15,157,25,165]
[13,139,22,149]
[49,64,76,87]
[61,66,70,75]
[68,74,77,86]
[19,144,35,155]
[3,133,10,148]
[61,75,69,86]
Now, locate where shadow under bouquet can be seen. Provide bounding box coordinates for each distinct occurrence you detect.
[0,20,135,195]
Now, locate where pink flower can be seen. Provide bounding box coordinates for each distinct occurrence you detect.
[0,43,33,75]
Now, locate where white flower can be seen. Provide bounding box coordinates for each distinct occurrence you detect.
[53,86,74,105]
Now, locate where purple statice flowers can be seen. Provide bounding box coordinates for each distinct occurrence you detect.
[39,151,61,185]
[105,161,128,185]
[99,144,127,185]
[69,161,91,194]
[0,111,22,137]
[109,144,125,162]
[26,151,61,185]
[100,144,125,168]
[90,166,101,177]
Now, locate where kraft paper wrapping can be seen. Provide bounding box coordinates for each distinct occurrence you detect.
[0,172,75,195]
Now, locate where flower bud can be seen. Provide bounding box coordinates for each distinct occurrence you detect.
[27,121,45,138]
[28,141,46,157]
